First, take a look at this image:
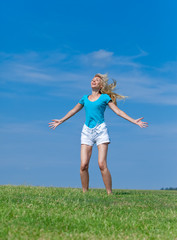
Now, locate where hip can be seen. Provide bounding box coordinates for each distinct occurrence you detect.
[81,122,109,137]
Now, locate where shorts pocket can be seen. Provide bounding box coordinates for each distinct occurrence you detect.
[81,129,90,137]
[97,125,107,134]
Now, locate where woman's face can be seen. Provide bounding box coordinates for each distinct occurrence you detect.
[91,76,102,90]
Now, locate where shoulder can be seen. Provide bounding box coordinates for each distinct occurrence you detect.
[102,93,111,100]
[102,93,110,97]
[79,94,88,105]
[102,94,112,103]
[82,94,88,100]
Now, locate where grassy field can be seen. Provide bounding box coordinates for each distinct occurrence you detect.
[0,185,177,240]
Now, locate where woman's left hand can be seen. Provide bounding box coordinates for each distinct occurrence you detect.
[134,117,148,128]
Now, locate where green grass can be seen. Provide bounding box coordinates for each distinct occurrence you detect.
[0,185,177,240]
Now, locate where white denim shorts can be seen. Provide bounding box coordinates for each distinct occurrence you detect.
[81,122,111,146]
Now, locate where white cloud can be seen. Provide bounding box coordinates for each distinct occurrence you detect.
[113,71,177,105]
[78,49,113,67]
[77,49,147,68]
[0,49,177,105]
[154,61,177,75]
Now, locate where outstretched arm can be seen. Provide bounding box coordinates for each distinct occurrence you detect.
[48,103,84,130]
[108,101,148,128]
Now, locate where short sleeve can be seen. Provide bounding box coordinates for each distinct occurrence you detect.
[79,95,85,105]
[105,94,112,104]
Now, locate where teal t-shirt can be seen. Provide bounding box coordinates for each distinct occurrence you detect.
[79,94,112,128]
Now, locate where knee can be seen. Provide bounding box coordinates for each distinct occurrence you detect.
[80,163,89,172]
[98,162,107,171]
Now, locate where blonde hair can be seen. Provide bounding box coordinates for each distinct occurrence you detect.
[95,73,128,106]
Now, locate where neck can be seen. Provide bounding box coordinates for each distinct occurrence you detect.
[91,89,101,96]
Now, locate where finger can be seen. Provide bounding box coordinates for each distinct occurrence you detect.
[138,117,144,121]
[138,118,144,122]
[138,123,147,128]
[48,124,54,127]
[142,122,148,124]
[49,124,56,128]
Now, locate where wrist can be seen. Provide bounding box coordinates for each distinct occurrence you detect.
[61,118,65,123]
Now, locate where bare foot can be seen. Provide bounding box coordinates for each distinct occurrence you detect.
[83,189,89,193]
[107,191,113,195]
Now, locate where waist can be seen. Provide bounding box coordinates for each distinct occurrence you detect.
[82,122,107,133]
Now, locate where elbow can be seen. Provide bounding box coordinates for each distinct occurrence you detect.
[71,108,79,115]
[115,109,122,116]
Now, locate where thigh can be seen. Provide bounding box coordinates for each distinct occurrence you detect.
[97,143,108,167]
[95,124,110,146]
[81,127,95,146]
[80,144,93,166]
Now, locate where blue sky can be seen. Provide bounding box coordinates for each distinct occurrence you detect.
[0,0,177,190]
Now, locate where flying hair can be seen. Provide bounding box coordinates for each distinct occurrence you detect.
[95,73,128,106]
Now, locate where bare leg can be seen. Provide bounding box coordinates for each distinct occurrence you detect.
[80,144,93,193]
[97,143,112,195]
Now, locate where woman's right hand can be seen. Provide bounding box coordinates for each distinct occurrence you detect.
[48,119,64,130]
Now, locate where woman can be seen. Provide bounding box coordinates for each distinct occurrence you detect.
[48,73,148,195]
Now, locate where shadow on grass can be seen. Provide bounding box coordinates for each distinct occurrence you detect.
[113,191,131,195]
